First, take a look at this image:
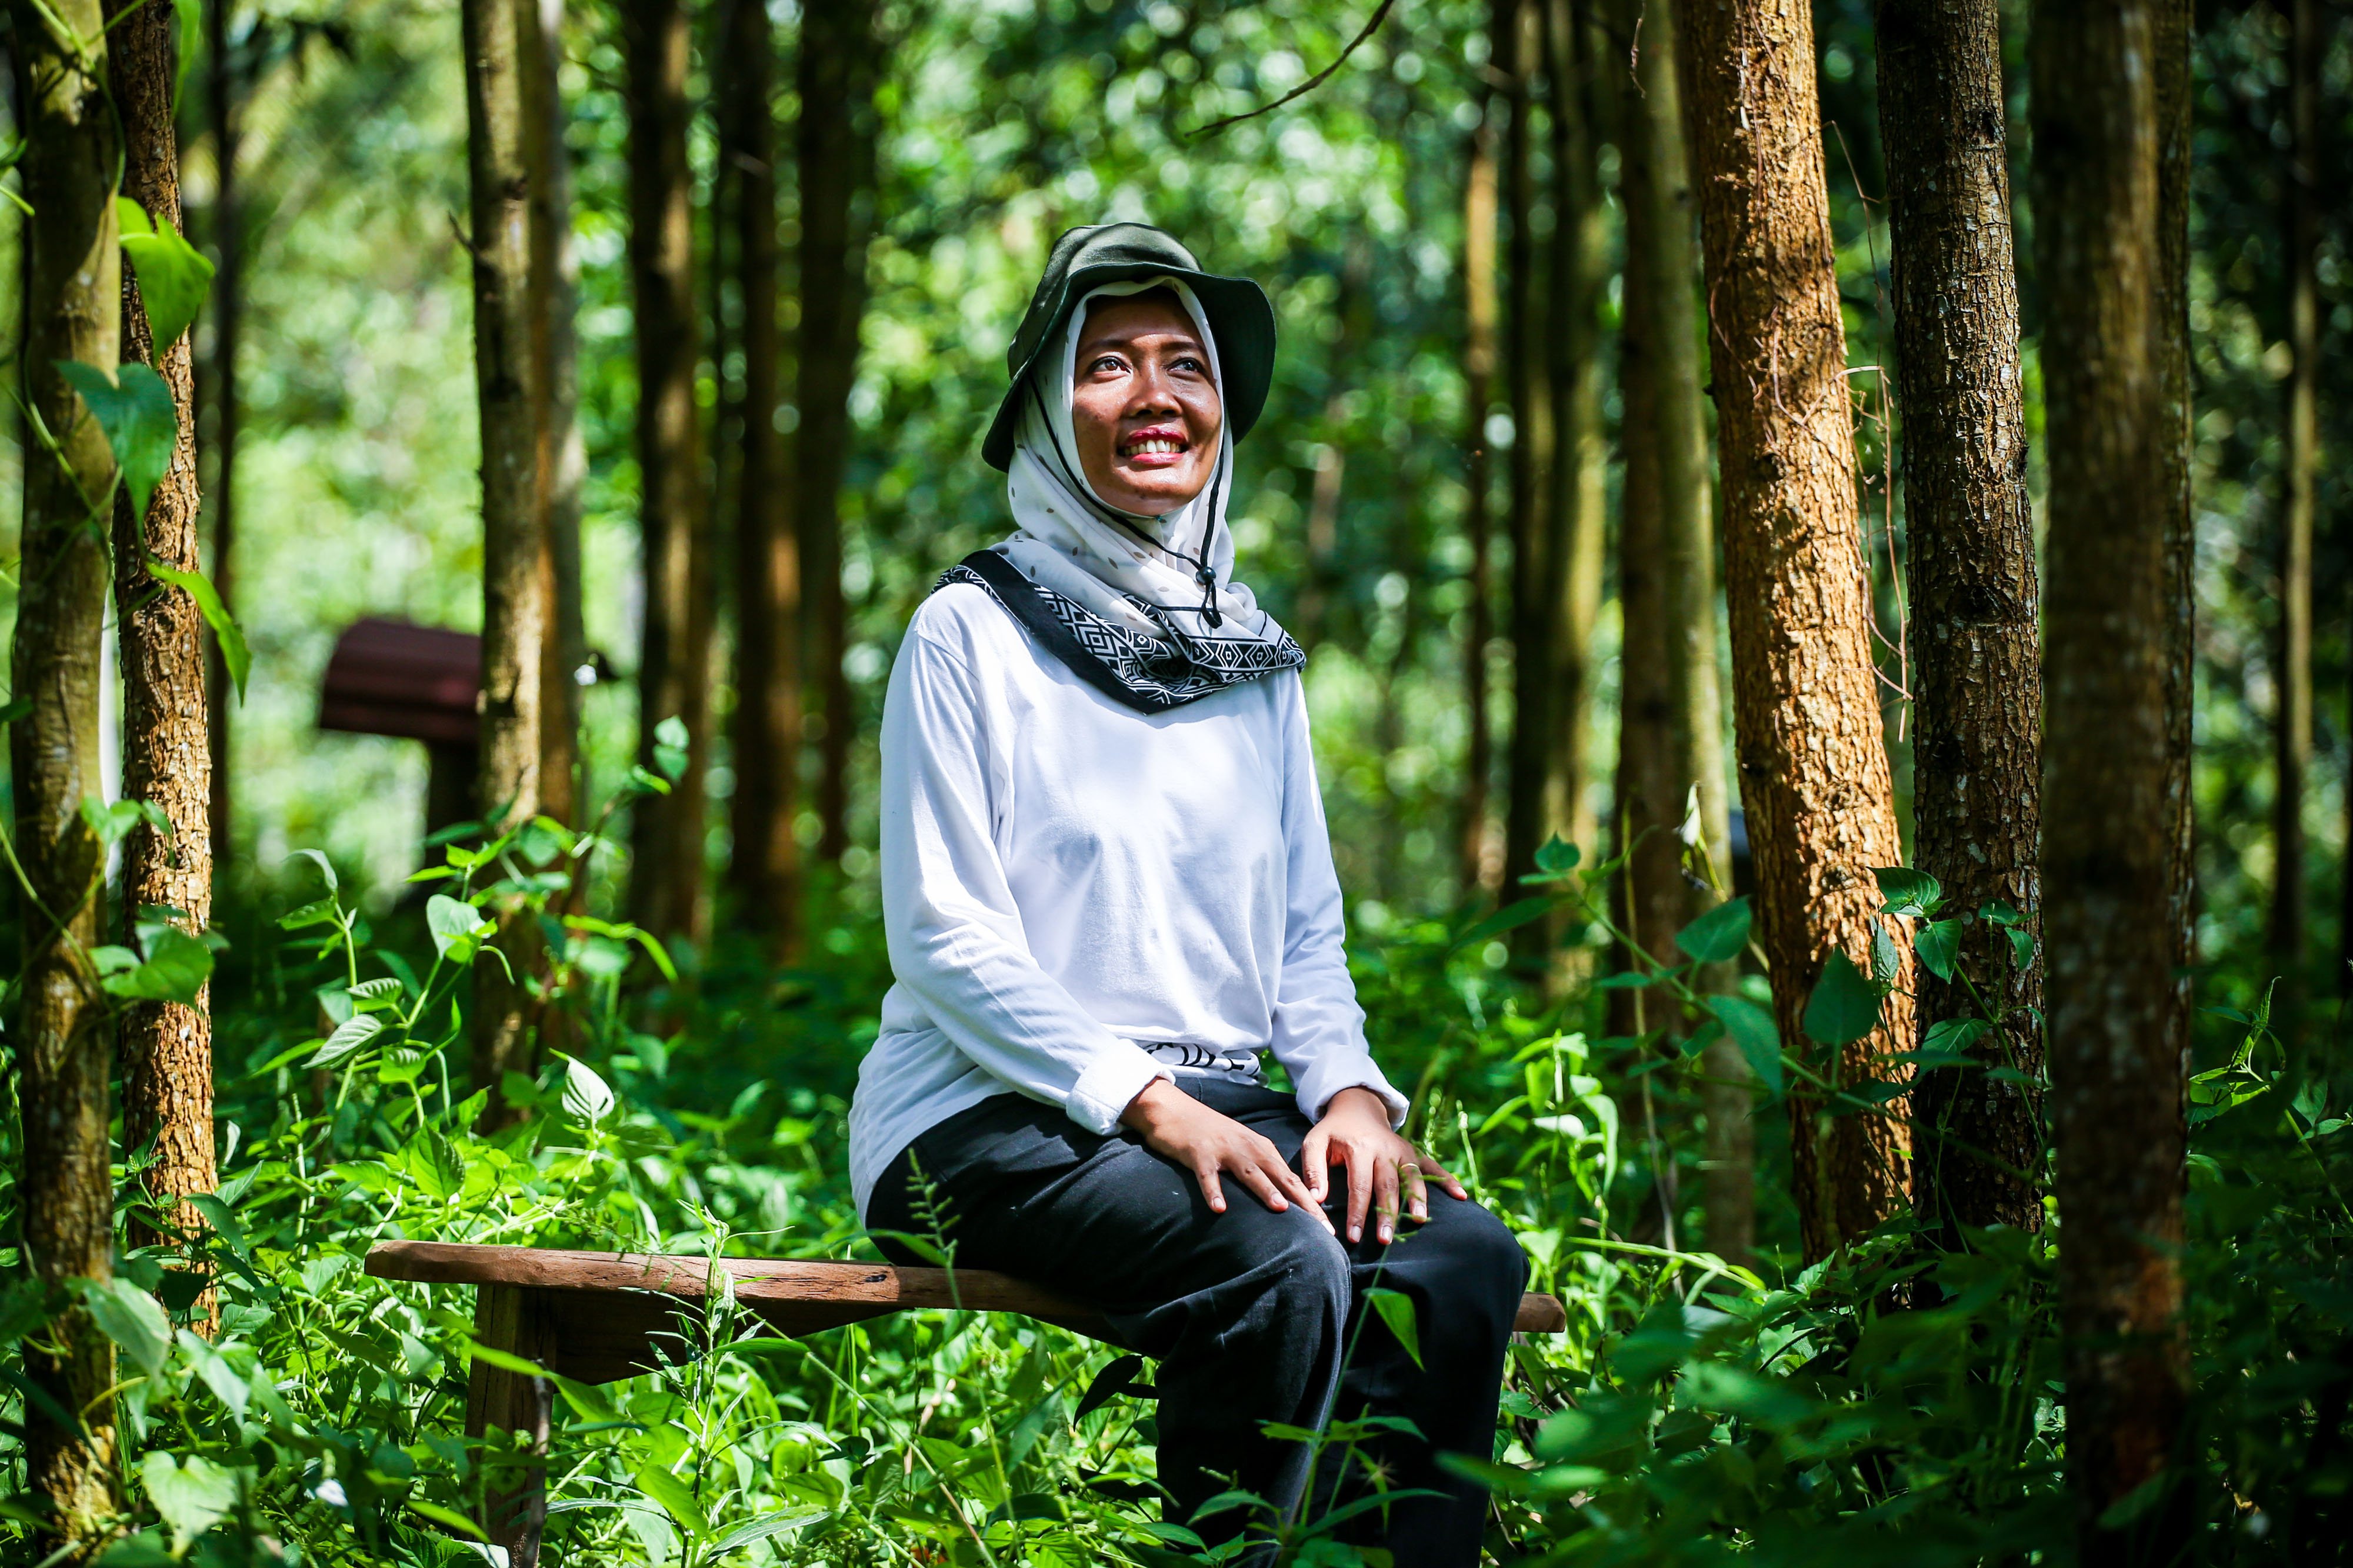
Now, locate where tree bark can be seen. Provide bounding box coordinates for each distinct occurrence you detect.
[720,0,802,949]
[1459,90,1500,898]
[2279,0,2318,1009]
[1615,0,1748,1266]
[523,0,585,830]
[2031,0,2191,1548]
[1876,0,2043,1239]
[464,0,545,1112]
[204,0,241,873]
[797,0,879,868]
[1677,0,1914,1261]
[12,0,123,1537]
[625,0,712,944]
[110,0,219,1309]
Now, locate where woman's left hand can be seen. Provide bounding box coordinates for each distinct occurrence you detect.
[1299,1086,1469,1245]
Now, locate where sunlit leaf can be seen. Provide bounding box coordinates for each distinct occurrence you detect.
[144,558,249,700]
[1367,1287,1423,1369]
[55,359,175,517]
[1674,896,1750,965]
[1871,865,1942,919]
[138,1452,242,1552]
[117,195,216,353]
[81,1276,171,1375]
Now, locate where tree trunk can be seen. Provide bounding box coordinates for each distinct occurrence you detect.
[1459,89,1499,899]
[1500,0,1557,920]
[1876,0,2043,1240]
[1543,0,1608,875]
[1615,0,1748,1266]
[111,0,219,1310]
[1297,241,1371,652]
[626,0,712,944]
[2031,0,2191,1548]
[204,0,241,873]
[12,0,123,1537]
[2279,0,2318,1011]
[2155,0,2195,1123]
[464,0,545,1112]
[797,0,879,868]
[1677,0,1914,1262]
[719,0,802,949]
[523,0,585,830]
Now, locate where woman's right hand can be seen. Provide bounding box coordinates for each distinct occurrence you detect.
[1120,1078,1333,1234]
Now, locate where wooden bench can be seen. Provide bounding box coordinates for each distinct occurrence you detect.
[365,1239,1566,1563]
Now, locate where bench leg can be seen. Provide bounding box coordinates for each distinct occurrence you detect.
[466,1284,553,1568]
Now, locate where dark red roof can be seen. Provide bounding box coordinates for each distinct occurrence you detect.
[319,618,480,746]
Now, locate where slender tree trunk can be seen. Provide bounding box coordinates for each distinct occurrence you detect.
[1877,0,2043,1239]
[1298,241,1371,651]
[2032,0,2191,1549]
[523,0,585,830]
[1544,0,1608,873]
[464,0,545,1113]
[1615,0,1749,1265]
[1459,91,1500,899]
[12,0,122,1537]
[720,0,802,949]
[2279,0,2318,1007]
[2155,0,2195,1120]
[626,0,712,943]
[204,0,240,873]
[111,0,218,1308]
[1678,0,1914,1261]
[797,0,879,868]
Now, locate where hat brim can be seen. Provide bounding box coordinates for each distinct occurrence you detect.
[981,262,1275,472]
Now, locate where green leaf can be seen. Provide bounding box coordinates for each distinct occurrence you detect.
[1706,996,1783,1095]
[304,1012,383,1069]
[144,558,249,700]
[1915,918,1965,982]
[708,1507,829,1554]
[1919,1016,1989,1063]
[652,714,691,782]
[1804,952,1885,1047]
[116,196,215,353]
[55,359,176,517]
[94,1530,177,1566]
[427,892,493,962]
[635,1462,711,1537]
[81,1276,171,1375]
[1871,865,1942,919]
[288,847,338,893]
[562,1056,616,1125]
[1532,835,1581,875]
[1870,919,1902,985]
[1365,1287,1423,1369]
[1674,896,1751,965]
[1452,895,1552,952]
[0,694,31,726]
[79,795,146,848]
[405,1499,488,1542]
[138,1452,242,1552]
[100,925,214,1005]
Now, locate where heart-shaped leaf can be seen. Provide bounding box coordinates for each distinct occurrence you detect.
[1803,951,1885,1048]
[1674,896,1751,965]
[117,195,216,355]
[55,359,176,517]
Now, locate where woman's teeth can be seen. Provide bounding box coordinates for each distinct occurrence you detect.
[1127,438,1184,455]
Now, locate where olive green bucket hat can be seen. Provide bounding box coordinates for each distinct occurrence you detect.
[982,222,1277,472]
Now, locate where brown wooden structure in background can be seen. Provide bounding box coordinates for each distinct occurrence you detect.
[318,618,481,834]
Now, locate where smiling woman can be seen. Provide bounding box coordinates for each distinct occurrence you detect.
[1068,288,1224,514]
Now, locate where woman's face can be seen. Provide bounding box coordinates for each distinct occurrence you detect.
[1069,293,1223,516]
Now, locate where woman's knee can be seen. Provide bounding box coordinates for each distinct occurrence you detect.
[1419,1200,1529,1323]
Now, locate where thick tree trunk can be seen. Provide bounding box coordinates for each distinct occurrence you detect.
[2279,0,2317,1007]
[1459,92,1499,898]
[720,0,802,948]
[464,0,545,1111]
[523,0,585,830]
[797,0,879,868]
[204,0,241,873]
[1876,0,2043,1239]
[1542,0,1607,873]
[1615,0,1748,1265]
[1498,0,1557,910]
[626,0,712,943]
[111,0,219,1305]
[2031,0,2191,1549]
[1677,0,1914,1261]
[12,0,123,1538]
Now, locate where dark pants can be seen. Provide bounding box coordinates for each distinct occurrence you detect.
[865,1079,1527,1566]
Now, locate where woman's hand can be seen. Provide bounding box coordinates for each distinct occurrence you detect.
[1121,1079,1333,1233]
[1301,1086,1468,1245]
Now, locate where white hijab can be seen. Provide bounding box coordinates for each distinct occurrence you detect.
[993,278,1295,658]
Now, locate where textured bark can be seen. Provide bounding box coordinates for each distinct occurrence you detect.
[797,0,879,867]
[1296,241,1371,650]
[465,0,546,1112]
[12,0,123,1537]
[2031,0,2191,1548]
[1459,91,1499,898]
[625,0,712,943]
[523,0,585,830]
[204,0,241,873]
[2155,0,2195,1112]
[2279,0,2317,1005]
[111,0,219,1306]
[1615,0,1748,1266]
[720,0,802,949]
[1877,0,2042,1239]
[1677,0,1913,1261]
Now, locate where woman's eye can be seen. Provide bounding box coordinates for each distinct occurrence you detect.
[1089,355,1125,375]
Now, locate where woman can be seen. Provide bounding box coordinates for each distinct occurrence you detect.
[852,223,1526,1564]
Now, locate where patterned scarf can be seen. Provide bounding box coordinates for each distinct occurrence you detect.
[938,278,1304,713]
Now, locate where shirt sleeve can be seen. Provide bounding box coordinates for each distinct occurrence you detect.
[1267,676,1409,1127]
[878,618,1171,1135]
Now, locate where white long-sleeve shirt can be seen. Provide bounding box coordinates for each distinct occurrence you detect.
[848,582,1407,1220]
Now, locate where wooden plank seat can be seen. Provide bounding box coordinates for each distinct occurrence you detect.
[365,1239,1566,1563]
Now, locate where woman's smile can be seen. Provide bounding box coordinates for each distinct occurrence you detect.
[1120,423,1192,466]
